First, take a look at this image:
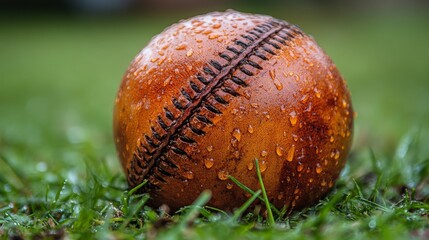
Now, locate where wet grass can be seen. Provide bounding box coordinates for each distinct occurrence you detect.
[1,8,429,239]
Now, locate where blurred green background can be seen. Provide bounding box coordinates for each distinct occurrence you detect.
[1,0,429,181]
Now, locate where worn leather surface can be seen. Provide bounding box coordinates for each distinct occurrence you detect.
[113,10,354,212]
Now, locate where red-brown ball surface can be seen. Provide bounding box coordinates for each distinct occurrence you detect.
[113,10,353,212]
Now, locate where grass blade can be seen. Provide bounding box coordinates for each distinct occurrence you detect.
[232,190,261,222]
[255,159,275,226]
[228,175,280,215]
[178,190,212,229]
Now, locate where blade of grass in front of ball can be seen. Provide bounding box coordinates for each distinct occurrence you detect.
[120,193,150,230]
[228,175,280,215]
[122,179,148,210]
[178,190,212,229]
[231,189,261,222]
[255,158,275,226]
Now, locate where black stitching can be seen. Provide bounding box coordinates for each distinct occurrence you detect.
[190,125,206,135]
[171,146,187,155]
[266,41,281,49]
[261,23,273,29]
[209,60,223,71]
[157,167,172,177]
[180,135,196,144]
[145,135,159,148]
[204,103,222,114]
[235,40,248,48]
[196,114,214,124]
[226,46,240,55]
[190,81,202,93]
[164,107,175,121]
[213,94,229,105]
[196,74,210,85]
[248,31,261,38]
[241,34,255,42]
[153,173,167,183]
[239,66,254,76]
[152,126,164,140]
[222,87,240,97]
[230,76,248,86]
[135,157,146,169]
[181,88,192,101]
[254,28,264,33]
[156,116,169,131]
[254,52,268,60]
[272,36,286,44]
[262,46,276,55]
[204,66,216,76]
[172,97,185,111]
[160,156,178,168]
[245,60,263,70]
[219,53,232,61]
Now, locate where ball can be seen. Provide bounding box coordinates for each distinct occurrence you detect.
[113,10,353,211]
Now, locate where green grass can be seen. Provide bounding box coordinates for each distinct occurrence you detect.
[1,7,429,239]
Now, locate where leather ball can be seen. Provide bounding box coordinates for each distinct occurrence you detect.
[113,10,353,212]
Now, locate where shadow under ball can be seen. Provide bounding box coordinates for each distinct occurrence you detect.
[113,10,354,212]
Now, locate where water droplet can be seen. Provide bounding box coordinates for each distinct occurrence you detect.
[316,164,323,174]
[269,69,276,80]
[289,111,298,126]
[287,145,295,162]
[250,103,259,108]
[309,178,314,183]
[247,162,254,170]
[264,113,271,119]
[334,150,340,160]
[247,125,254,134]
[342,99,348,108]
[243,90,251,99]
[330,136,335,143]
[314,88,321,98]
[218,170,229,180]
[292,134,298,142]
[296,162,304,172]
[260,160,268,172]
[231,108,239,115]
[163,76,172,86]
[294,188,300,194]
[203,29,213,35]
[273,79,283,90]
[260,150,268,157]
[208,34,221,39]
[226,183,233,189]
[186,49,194,57]
[175,43,187,50]
[184,171,194,180]
[204,158,214,168]
[212,23,221,29]
[321,179,327,186]
[276,145,284,156]
[232,128,241,142]
[206,145,213,152]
